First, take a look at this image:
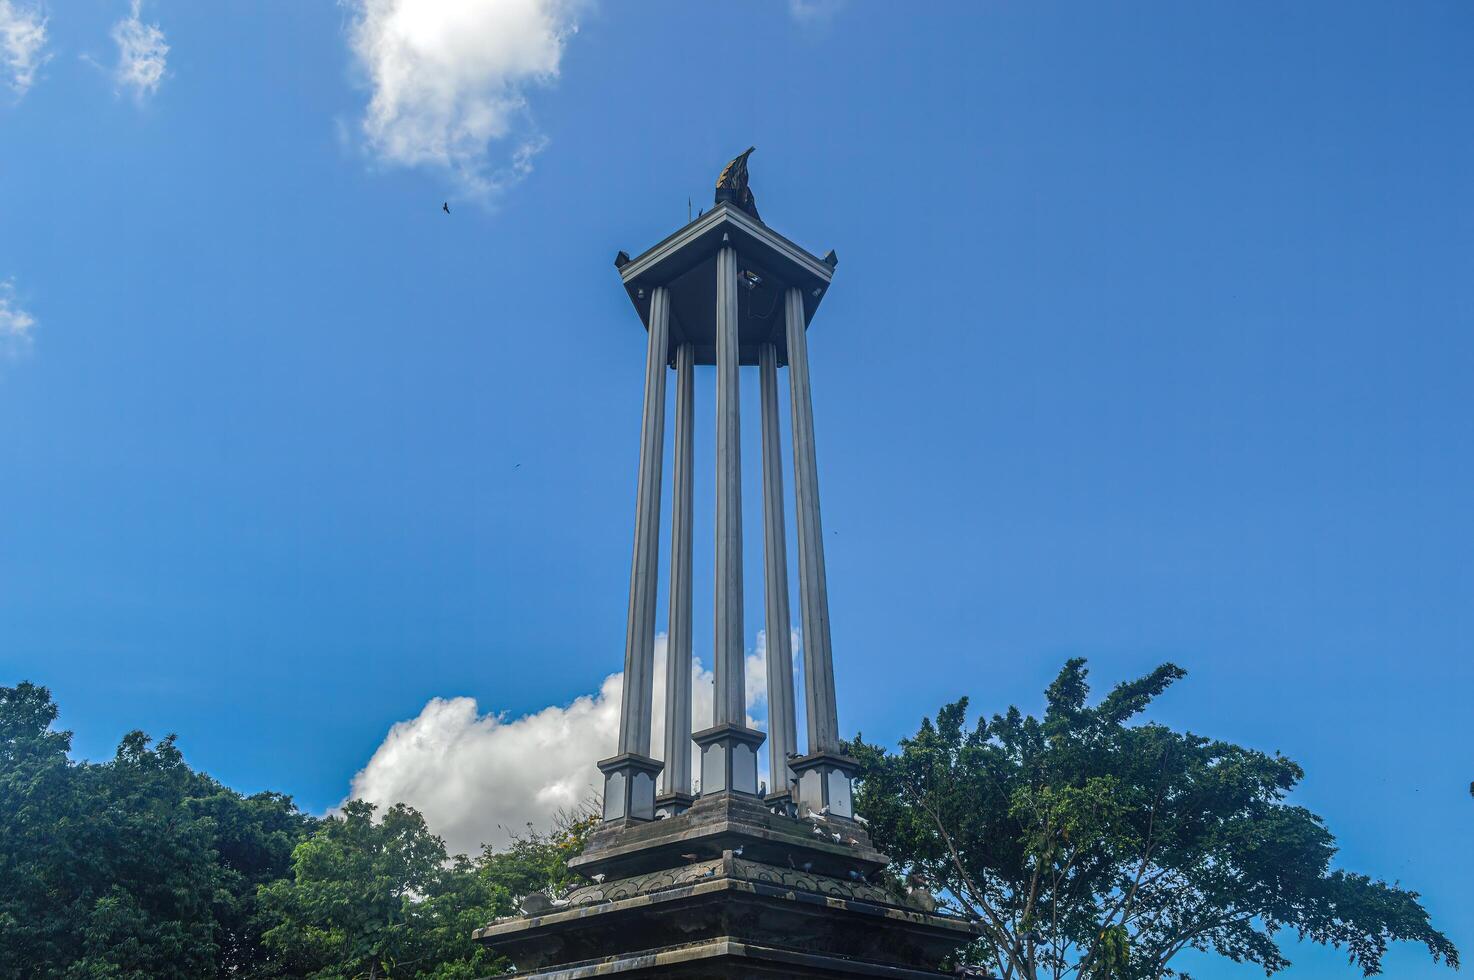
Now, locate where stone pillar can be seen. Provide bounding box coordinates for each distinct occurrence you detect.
[692,243,763,796]
[598,286,668,822]
[758,341,798,802]
[658,342,695,811]
[712,246,744,725]
[785,286,856,817]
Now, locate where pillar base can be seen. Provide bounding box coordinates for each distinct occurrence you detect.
[654,791,696,819]
[789,751,859,820]
[763,789,798,818]
[692,723,765,797]
[598,753,664,823]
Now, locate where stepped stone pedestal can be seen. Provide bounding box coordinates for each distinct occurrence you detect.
[475,795,979,978]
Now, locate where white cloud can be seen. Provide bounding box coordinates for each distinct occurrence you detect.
[346,631,796,855]
[0,278,36,356]
[789,0,845,25]
[0,0,48,98]
[345,0,584,197]
[112,0,168,101]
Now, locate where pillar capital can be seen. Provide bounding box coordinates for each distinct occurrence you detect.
[692,723,766,797]
[789,750,859,820]
[596,752,664,823]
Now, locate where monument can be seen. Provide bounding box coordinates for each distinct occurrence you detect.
[475,151,979,977]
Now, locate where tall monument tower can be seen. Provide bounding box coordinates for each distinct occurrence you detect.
[476,152,978,978]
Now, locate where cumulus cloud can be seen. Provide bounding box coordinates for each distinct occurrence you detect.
[0,278,36,356]
[346,631,794,856]
[112,0,168,101]
[345,0,584,197]
[0,0,48,98]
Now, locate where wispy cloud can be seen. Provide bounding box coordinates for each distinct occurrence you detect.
[789,0,845,26]
[0,0,48,99]
[112,0,168,102]
[344,0,586,200]
[0,278,37,357]
[345,631,790,855]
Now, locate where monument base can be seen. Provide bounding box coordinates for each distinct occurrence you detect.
[476,794,978,978]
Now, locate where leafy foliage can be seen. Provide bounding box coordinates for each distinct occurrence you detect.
[0,682,586,980]
[257,801,502,979]
[254,802,595,979]
[852,660,1459,980]
[0,681,314,978]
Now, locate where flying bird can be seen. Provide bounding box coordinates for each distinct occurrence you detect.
[442,202,451,214]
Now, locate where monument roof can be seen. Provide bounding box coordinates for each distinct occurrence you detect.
[615,201,836,367]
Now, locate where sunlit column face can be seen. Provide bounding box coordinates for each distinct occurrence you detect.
[701,742,727,793]
[630,771,656,821]
[731,742,757,793]
[826,768,853,819]
[603,769,627,821]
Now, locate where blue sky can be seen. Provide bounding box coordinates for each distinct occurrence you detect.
[1,2,1471,976]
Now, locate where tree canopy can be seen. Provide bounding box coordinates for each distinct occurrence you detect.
[852,660,1459,979]
[0,682,585,980]
[5,670,1459,980]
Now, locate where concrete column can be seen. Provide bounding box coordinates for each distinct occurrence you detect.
[661,342,695,798]
[758,341,798,796]
[785,287,840,753]
[616,286,669,757]
[712,246,745,726]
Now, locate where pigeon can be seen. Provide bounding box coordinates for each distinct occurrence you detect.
[591,873,606,884]
[442,202,451,214]
[732,846,743,857]
[518,892,569,915]
[680,853,701,862]
[758,781,767,796]
[801,861,813,872]
[847,869,864,881]
[812,825,825,837]
[831,832,843,843]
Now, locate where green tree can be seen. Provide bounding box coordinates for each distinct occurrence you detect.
[195,784,318,977]
[476,809,597,901]
[0,682,314,979]
[258,800,509,980]
[2,682,590,979]
[852,660,1458,980]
